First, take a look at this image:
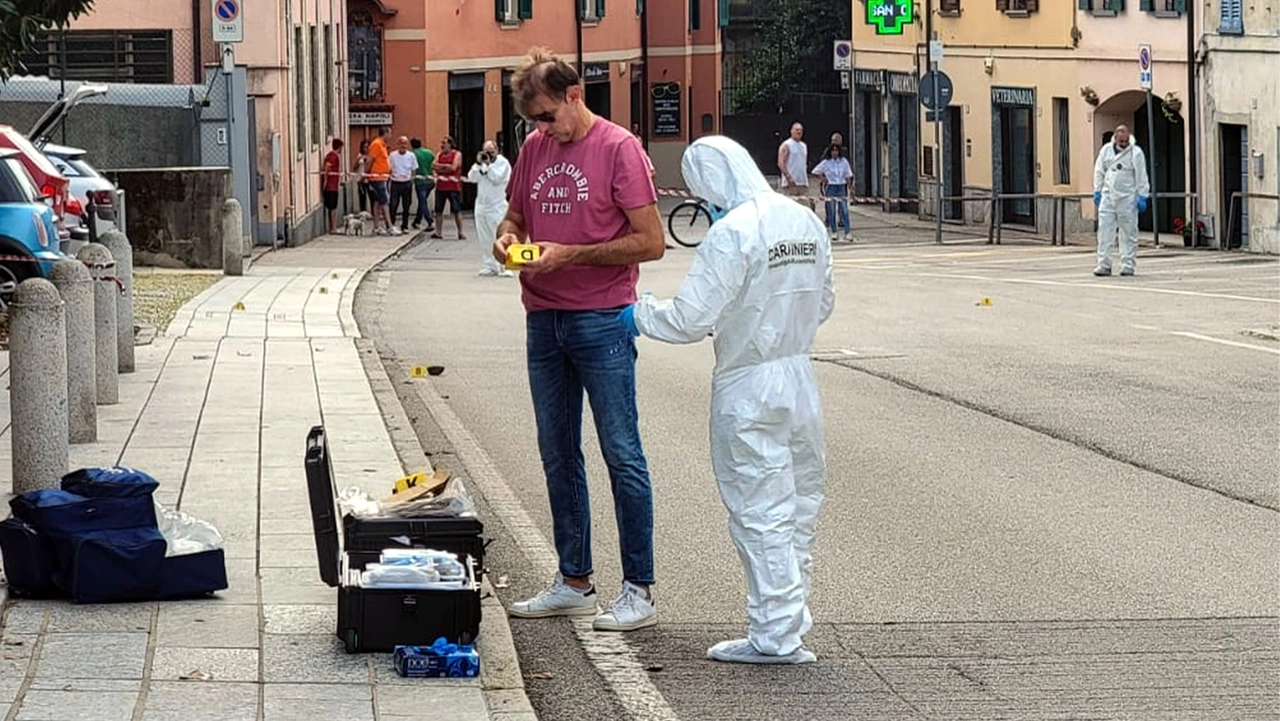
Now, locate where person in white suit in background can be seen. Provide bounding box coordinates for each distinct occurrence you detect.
[467,140,514,277]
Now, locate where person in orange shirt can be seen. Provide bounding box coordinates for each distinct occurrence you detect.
[367,126,393,234]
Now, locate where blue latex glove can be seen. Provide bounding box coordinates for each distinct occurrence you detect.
[1093,191,1101,207]
[1137,195,1148,213]
[618,305,639,337]
[708,204,727,223]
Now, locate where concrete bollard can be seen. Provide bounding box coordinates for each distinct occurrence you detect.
[76,243,119,406]
[10,278,69,493]
[50,259,97,444]
[100,229,135,374]
[222,198,244,276]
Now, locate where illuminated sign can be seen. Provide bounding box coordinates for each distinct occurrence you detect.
[866,0,914,35]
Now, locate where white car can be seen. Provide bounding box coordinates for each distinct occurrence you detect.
[43,143,117,243]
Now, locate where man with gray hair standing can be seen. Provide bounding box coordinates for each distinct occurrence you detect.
[778,122,813,211]
[1092,124,1150,276]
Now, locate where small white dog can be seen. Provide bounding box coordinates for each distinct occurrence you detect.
[343,211,373,236]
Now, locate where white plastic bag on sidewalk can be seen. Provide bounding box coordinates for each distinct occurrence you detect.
[154,501,225,557]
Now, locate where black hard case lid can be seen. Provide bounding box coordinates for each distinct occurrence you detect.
[304,425,343,587]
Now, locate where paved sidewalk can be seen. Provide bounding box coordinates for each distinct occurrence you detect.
[0,235,534,721]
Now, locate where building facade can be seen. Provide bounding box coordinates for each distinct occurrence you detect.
[851,0,1194,237]
[1197,0,1279,253]
[26,0,343,247]
[346,0,722,194]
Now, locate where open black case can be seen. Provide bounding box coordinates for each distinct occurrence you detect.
[304,425,482,653]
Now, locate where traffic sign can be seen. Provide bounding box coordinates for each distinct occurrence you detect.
[929,40,944,64]
[1138,43,1152,89]
[919,71,954,111]
[833,40,852,71]
[212,0,243,43]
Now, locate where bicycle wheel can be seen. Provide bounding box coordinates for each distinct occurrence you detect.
[667,200,712,248]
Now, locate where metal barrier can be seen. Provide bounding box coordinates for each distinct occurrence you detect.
[1225,191,1280,251]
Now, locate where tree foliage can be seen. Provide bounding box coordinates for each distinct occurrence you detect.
[0,0,96,80]
[728,0,850,113]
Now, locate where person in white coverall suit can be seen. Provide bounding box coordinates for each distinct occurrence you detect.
[618,136,835,664]
[1093,124,1150,277]
[467,140,514,277]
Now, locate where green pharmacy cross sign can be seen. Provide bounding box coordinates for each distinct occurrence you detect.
[866,0,914,35]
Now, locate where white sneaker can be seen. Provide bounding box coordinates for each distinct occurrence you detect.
[498,270,515,278]
[391,226,405,236]
[508,574,600,619]
[593,581,658,632]
[707,638,816,665]
[477,268,498,277]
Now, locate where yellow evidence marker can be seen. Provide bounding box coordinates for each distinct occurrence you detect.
[410,365,427,378]
[233,302,245,311]
[978,297,993,306]
[505,243,541,271]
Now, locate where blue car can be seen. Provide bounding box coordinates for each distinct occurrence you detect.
[0,147,63,305]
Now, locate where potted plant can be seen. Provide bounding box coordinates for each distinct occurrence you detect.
[1173,216,1206,247]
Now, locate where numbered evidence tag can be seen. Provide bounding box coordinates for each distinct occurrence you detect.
[505,243,541,271]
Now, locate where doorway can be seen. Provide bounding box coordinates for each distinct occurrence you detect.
[944,105,964,221]
[1220,123,1249,249]
[631,74,643,140]
[998,105,1036,226]
[888,91,919,211]
[854,90,882,199]
[585,80,612,120]
[449,73,485,211]
[1132,101,1187,233]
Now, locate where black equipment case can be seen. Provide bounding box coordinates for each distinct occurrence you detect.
[304,425,482,653]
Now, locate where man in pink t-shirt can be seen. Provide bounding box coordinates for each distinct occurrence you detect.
[494,47,665,634]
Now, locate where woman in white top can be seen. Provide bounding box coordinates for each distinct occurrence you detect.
[811,145,853,240]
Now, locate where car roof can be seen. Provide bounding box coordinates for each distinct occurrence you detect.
[43,142,87,158]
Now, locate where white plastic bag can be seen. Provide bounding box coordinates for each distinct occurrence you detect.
[154,501,225,557]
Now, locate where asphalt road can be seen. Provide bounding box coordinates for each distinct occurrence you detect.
[356,215,1280,720]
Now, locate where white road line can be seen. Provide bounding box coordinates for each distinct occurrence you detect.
[412,377,681,721]
[1169,332,1280,355]
[904,272,1280,304]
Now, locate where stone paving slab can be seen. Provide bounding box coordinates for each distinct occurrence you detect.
[1,234,532,721]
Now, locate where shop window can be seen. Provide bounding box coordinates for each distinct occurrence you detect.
[1218,0,1243,33]
[1053,98,1070,185]
[348,11,384,101]
[996,0,1038,15]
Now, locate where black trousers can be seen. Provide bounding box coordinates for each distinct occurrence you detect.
[390,181,414,229]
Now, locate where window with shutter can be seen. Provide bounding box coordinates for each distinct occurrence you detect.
[1104,0,1124,11]
[1140,0,1153,9]
[1219,0,1243,33]
[718,0,728,25]
[1001,0,1037,13]
[596,0,606,17]
[1025,0,1038,12]
[996,0,1009,11]
[940,0,961,13]
[517,0,533,20]
[690,0,702,29]
[1173,0,1187,13]
[496,0,506,22]
[1078,0,1091,10]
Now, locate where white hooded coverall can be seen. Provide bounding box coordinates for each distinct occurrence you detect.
[1093,141,1150,273]
[634,136,835,656]
[467,153,512,275]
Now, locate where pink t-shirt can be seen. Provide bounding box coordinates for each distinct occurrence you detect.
[508,119,658,312]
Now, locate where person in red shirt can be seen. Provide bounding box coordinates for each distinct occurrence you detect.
[430,136,465,240]
[322,138,344,234]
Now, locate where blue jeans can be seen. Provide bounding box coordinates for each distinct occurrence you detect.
[823,184,849,233]
[414,182,434,226]
[526,309,655,585]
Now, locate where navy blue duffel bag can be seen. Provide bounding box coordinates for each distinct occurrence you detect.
[61,466,160,499]
[0,517,61,598]
[10,488,157,536]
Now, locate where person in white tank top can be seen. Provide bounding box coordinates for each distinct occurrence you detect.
[777,122,813,210]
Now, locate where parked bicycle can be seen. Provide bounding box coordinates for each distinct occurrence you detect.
[666,197,714,248]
